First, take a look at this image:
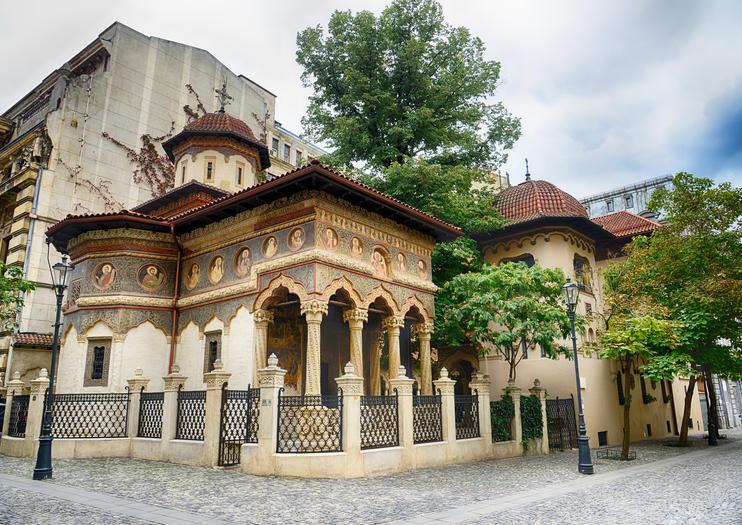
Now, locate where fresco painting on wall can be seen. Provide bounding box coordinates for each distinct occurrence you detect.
[138,264,166,290]
[93,263,116,290]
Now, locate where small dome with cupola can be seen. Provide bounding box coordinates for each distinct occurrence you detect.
[162,84,270,192]
[496,172,588,225]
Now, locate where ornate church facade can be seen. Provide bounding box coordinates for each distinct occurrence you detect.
[47,109,459,399]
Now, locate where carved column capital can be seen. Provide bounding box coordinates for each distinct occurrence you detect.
[343,308,368,325]
[301,299,328,323]
[163,364,187,391]
[414,322,434,340]
[126,368,150,392]
[204,359,231,390]
[383,315,405,332]
[254,309,275,326]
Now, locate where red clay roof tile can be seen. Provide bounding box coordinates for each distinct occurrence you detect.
[496,179,589,225]
[592,210,661,238]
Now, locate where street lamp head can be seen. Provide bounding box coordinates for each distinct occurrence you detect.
[562,278,579,309]
[52,255,74,289]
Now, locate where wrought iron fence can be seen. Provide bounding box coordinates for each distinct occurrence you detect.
[360,393,399,450]
[7,394,30,438]
[412,394,442,444]
[218,385,260,467]
[175,389,206,441]
[546,396,578,450]
[455,394,480,439]
[276,390,343,453]
[137,390,164,439]
[51,392,130,439]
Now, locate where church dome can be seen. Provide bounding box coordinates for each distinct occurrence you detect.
[496,179,588,225]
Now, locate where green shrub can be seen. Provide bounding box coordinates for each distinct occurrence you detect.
[490,395,514,442]
[521,395,543,446]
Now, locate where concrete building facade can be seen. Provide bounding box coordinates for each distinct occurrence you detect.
[580,175,673,219]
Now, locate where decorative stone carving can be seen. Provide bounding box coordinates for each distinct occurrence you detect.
[300,300,329,317]
[342,308,368,324]
[257,353,286,388]
[389,366,414,396]
[163,366,187,391]
[127,368,150,392]
[336,361,364,396]
[30,368,51,394]
[433,367,456,395]
[204,359,231,390]
[301,301,327,395]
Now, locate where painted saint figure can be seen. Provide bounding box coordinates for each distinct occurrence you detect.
[235,247,252,277]
[94,263,116,290]
[140,264,165,290]
[396,252,407,273]
[209,256,224,283]
[263,236,278,258]
[417,259,427,277]
[324,228,338,250]
[372,249,387,276]
[288,228,305,251]
[185,263,200,290]
[351,237,364,257]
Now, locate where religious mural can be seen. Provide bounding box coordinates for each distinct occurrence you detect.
[288,227,305,251]
[323,227,339,250]
[138,264,166,291]
[263,236,278,258]
[209,256,225,284]
[185,263,200,290]
[234,247,252,277]
[93,263,116,290]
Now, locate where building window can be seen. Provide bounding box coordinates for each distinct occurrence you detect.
[500,253,535,267]
[688,418,694,429]
[271,137,279,153]
[573,255,592,293]
[646,423,652,437]
[606,199,614,212]
[236,165,243,186]
[640,374,651,403]
[283,144,291,162]
[205,159,215,181]
[617,371,625,405]
[203,332,222,374]
[84,339,111,387]
[666,420,671,433]
[585,303,593,321]
[625,194,634,208]
[181,162,187,184]
[296,150,303,165]
[661,380,671,403]
[598,431,608,447]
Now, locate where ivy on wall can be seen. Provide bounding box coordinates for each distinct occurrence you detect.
[490,395,514,442]
[520,395,543,444]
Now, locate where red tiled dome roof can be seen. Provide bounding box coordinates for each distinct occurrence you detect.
[496,179,588,224]
[162,111,270,170]
[183,112,259,143]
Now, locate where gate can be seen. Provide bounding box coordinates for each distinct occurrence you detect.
[218,385,260,467]
[546,395,578,450]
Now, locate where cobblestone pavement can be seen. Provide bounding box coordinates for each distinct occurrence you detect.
[0,434,739,525]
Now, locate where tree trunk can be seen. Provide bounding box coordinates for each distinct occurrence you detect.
[678,375,696,447]
[621,356,633,460]
[703,366,719,446]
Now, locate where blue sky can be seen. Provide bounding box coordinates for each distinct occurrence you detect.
[1,0,740,198]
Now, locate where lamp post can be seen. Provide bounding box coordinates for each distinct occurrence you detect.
[563,278,594,475]
[33,254,73,480]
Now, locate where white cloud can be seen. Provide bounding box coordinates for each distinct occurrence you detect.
[1,0,740,197]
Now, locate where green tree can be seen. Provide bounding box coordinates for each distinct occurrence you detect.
[600,315,681,459]
[437,262,572,382]
[297,0,520,171]
[608,173,742,446]
[0,262,36,330]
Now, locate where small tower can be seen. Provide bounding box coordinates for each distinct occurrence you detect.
[162,85,270,192]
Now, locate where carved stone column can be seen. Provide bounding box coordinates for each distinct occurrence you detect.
[301,300,328,396]
[384,316,405,382]
[416,322,434,395]
[252,309,274,386]
[343,308,368,379]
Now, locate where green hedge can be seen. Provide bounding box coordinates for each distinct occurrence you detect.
[490,395,514,442]
[520,395,543,443]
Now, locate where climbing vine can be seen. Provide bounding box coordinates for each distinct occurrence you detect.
[490,395,514,442]
[102,121,176,197]
[252,108,271,145]
[57,157,124,212]
[520,395,543,446]
[183,84,207,122]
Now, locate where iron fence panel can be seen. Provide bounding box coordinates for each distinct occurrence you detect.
[50,392,129,439]
[455,394,480,439]
[7,394,30,438]
[137,391,164,439]
[412,394,442,444]
[175,389,206,441]
[218,386,260,467]
[546,396,578,450]
[360,394,399,450]
[276,390,342,453]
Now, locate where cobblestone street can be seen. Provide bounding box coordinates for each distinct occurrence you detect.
[1,433,740,524]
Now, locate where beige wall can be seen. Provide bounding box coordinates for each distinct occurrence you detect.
[175,150,257,193]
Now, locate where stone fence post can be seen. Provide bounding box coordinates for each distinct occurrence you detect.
[469,373,492,443]
[336,362,364,475]
[126,369,150,439]
[529,378,549,454]
[251,353,285,474]
[433,367,456,454]
[203,360,231,467]
[1,372,24,437]
[161,365,187,459]
[389,365,414,467]
[27,369,50,456]
[506,380,523,447]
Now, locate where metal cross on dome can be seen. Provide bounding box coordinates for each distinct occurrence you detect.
[215,81,233,113]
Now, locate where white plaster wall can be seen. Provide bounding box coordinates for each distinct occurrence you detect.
[119,322,169,391]
[175,321,211,390]
[56,323,113,393]
[222,307,255,389]
[175,150,257,193]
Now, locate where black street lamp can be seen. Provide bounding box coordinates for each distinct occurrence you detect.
[33,254,73,480]
[563,278,594,475]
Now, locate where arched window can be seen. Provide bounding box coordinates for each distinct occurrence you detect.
[500,253,535,267]
[573,254,592,293]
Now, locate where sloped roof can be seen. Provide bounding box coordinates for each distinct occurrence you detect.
[13,332,53,348]
[496,179,589,225]
[592,210,661,238]
[132,180,229,216]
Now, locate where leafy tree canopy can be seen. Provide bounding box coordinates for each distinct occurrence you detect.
[297,0,520,171]
[0,263,35,331]
[437,262,572,381]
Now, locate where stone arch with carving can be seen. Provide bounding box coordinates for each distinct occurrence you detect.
[224,304,251,334]
[442,349,480,375]
[78,318,117,342]
[363,284,401,315]
[125,318,171,341]
[177,318,200,339]
[399,295,432,322]
[253,274,311,312]
[319,275,365,307]
[60,323,76,346]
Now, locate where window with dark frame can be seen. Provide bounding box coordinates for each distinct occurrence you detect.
[625,194,634,208]
[84,339,111,387]
[500,253,535,267]
[181,163,187,184]
[598,431,608,446]
[640,374,649,403]
[206,161,214,181]
[236,166,243,185]
[646,423,652,437]
[606,199,614,212]
[666,420,671,433]
[91,346,105,379]
[203,331,222,374]
[271,137,279,152]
